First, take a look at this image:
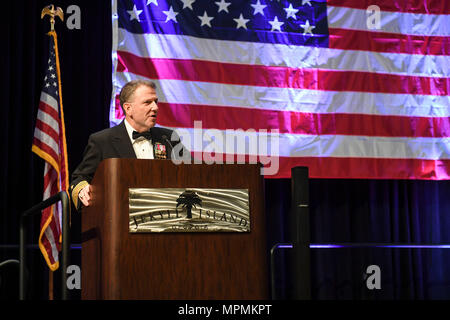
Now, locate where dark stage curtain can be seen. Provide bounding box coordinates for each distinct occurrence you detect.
[1,1,449,300]
[1,0,111,299]
[265,178,450,299]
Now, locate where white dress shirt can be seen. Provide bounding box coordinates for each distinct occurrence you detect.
[124,119,154,159]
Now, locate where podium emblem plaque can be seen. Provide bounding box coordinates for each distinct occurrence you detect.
[129,188,250,233]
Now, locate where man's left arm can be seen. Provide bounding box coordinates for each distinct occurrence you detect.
[70,134,103,209]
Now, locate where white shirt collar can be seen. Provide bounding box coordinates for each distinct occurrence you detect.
[124,118,139,143]
[124,119,154,159]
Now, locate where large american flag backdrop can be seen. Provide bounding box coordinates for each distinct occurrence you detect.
[111,0,449,179]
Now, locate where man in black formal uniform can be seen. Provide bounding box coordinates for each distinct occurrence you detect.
[70,80,188,209]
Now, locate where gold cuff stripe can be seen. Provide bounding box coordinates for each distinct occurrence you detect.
[71,180,89,208]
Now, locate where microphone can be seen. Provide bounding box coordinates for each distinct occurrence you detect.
[162,134,175,158]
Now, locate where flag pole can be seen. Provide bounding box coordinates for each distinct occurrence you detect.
[48,271,54,300]
[40,4,64,301]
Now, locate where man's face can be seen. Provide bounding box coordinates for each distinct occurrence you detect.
[124,85,159,132]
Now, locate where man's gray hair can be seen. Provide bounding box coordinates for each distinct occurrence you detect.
[119,80,157,115]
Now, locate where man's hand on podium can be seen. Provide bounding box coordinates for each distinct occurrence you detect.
[79,184,92,207]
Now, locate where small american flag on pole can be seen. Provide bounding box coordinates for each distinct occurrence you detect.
[111,0,449,179]
[32,31,69,271]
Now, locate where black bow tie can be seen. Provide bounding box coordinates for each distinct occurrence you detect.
[132,130,152,140]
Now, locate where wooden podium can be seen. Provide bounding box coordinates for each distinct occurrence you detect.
[81,159,268,299]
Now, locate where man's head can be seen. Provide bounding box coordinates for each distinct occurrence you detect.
[119,80,158,132]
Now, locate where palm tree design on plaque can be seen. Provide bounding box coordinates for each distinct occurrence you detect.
[176,190,202,219]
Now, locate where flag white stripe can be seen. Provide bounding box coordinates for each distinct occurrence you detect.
[117,72,450,118]
[43,184,52,198]
[40,92,59,111]
[43,163,53,197]
[169,127,450,160]
[43,165,58,198]
[327,5,450,36]
[34,127,60,155]
[43,161,51,176]
[43,179,53,198]
[44,226,59,262]
[117,30,449,78]
[55,202,62,231]
[37,109,60,134]
[42,162,59,260]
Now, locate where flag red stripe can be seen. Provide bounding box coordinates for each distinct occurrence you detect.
[196,153,450,179]
[48,218,60,248]
[40,229,56,265]
[32,138,60,165]
[329,28,449,56]
[117,51,448,96]
[43,175,61,247]
[59,153,68,190]
[43,164,55,193]
[327,0,450,15]
[40,205,52,230]
[58,136,68,190]
[42,169,60,256]
[157,102,450,138]
[35,119,59,143]
[276,157,450,179]
[38,101,60,123]
[48,182,61,241]
[52,212,62,239]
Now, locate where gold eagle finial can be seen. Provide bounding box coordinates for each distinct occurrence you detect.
[41,5,64,31]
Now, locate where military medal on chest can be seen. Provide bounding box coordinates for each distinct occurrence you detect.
[154,142,167,159]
